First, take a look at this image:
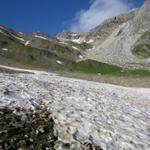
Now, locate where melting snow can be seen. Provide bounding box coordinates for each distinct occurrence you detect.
[34,35,47,40]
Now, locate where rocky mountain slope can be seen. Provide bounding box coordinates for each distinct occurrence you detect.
[0,0,150,72]
[0,71,150,149]
[56,0,150,70]
[0,25,92,71]
[85,0,150,69]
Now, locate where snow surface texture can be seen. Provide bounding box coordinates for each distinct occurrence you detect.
[0,72,150,150]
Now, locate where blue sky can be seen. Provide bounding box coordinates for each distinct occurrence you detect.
[0,0,144,35]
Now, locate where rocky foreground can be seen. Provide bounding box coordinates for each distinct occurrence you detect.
[0,72,150,150]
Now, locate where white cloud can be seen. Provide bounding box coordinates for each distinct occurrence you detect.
[69,0,132,32]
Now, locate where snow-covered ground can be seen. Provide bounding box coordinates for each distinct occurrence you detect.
[0,69,150,150]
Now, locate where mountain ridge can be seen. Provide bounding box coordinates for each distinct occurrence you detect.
[0,0,150,72]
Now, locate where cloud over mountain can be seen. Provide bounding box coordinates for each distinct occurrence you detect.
[69,0,132,32]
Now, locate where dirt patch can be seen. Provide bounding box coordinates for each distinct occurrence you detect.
[59,72,150,88]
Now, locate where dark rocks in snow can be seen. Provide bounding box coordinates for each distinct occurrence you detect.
[0,108,57,150]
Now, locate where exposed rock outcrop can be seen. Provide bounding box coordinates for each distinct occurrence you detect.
[85,1,150,69]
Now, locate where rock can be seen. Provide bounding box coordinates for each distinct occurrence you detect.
[38,127,44,133]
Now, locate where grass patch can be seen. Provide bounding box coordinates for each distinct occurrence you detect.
[67,41,93,50]
[132,31,150,58]
[121,69,150,77]
[141,31,150,39]
[71,59,150,77]
[30,38,81,61]
[72,59,122,74]
[132,44,150,58]
[0,36,74,71]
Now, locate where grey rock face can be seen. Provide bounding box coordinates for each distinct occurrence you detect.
[85,9,138,43]
[0,73,150,149]
[85,1,150,69]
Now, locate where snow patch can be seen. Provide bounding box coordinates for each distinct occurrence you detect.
[19,32,23,35]
[78,55,83,59]
[12,34,25,42]
[0,29,7,35]
[0,29,25,42]
[87,39,94,43]
[71,33,78,36]
[56,60,62,65]
[0,29,4,33]
[71,38,82,44]
[72,46,78,50]
[34,35,47,40]
[1,48,8,51]
[25,41,30,46]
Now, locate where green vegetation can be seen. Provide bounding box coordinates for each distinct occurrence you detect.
[78,42,93,50]
[67,41,93,50]
[132,44,150,58]
[116,28,123,36]
[71,59,150,77]
[141,31,150,39]
[72,59,122,74]
[30,39,81,61]
[121,69,150,77]
[132,31,150,58]
[0,33,150,77]
[0,35,75,70]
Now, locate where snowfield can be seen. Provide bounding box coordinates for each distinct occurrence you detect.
[0,71,150,150]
